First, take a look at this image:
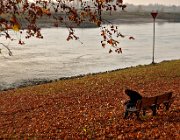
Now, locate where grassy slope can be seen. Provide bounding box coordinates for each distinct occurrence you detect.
[0,60,180,139]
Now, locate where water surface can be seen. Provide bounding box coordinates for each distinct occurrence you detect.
[0,22,180,90]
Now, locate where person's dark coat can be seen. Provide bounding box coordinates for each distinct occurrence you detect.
[125,89,142,108]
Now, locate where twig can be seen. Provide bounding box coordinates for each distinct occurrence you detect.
[0,43,13,56]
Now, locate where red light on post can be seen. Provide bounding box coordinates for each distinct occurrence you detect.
[151,11,158,19]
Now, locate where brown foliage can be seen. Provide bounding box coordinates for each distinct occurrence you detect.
[0,0,132,55]
[0,60,179,139]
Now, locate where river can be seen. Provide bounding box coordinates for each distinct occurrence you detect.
[0,22,180,90]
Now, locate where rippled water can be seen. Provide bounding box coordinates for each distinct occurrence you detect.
[0,22,180,90]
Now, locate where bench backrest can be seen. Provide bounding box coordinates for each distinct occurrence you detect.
[136,92,173,110]
[136,96,157,110]
[156,92,172,104]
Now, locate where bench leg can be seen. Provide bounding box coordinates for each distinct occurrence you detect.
[164,102,170,111]
[151,105,157,116]
[135,111,140,119]
[124,111,129,119]
[143,109,146,116]
[156,104,160,109]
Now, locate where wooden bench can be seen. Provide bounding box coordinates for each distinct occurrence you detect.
[124,92,174,119]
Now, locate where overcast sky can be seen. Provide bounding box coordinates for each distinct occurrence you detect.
[28,0,180,6]
[125,0,180,6]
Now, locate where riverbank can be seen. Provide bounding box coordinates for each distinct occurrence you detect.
[0,60,179,139]
[0,59,179,92]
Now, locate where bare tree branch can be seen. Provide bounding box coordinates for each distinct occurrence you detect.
[0,43,13,56]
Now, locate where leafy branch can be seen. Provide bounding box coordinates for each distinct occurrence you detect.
[0,0,131,55]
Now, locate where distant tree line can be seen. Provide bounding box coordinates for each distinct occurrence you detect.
[125,4,180,13]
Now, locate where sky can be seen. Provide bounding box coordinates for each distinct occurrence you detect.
[125,0,180,6]
[28,0,180,6]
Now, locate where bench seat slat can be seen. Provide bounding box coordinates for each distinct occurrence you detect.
[126,107,138,112]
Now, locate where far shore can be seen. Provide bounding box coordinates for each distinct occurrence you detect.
[26,12,180,28]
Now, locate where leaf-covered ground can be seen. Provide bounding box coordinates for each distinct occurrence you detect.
[0,60,180,139]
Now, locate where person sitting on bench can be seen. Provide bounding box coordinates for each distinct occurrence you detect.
[124,89,142,118]
[124,89,142,109]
